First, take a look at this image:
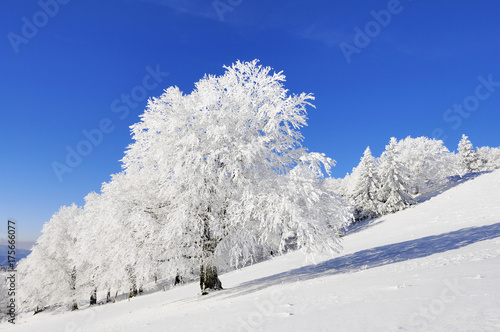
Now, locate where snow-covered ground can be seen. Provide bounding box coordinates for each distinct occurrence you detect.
[4,170,500,331]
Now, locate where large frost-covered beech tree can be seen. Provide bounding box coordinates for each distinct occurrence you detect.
[122,60,350,293]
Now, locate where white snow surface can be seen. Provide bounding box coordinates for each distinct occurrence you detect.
[4,170,500,331]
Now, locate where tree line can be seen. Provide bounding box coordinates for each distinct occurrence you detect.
[14,60,351,315]
[329,134,500,222]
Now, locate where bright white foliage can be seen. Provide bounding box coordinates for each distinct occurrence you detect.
[378,138,415,215]
[348,146,380,220]
[476,146,500,172]
[393,136,457,195]
[17,60,351,311]
[458,134,480,174]
[122,60,350,274]
[18,204,82,311]
[343,136,469,220]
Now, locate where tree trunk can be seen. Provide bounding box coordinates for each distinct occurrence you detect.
[127,266,137,298]
[199,205,223,294]
[129,286,137,298]
[33,306,45,315]
[70,267,78,310]
[174,274,183,285]
[90,288,97,305]
[199,263,222,294]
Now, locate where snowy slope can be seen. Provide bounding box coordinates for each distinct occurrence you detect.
[4,170,500,331]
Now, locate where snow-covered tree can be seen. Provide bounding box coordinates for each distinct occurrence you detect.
[378,137,415,214]
[122,60,350,293]
[323,176,347,197]
[458,134,480,174]
[476,146,500,171]
[0,273,9,322]
[18,204,83,312]
[16,245,52,314]
[394,136,457,195]
[77,171,170,302]
[75,189,131,304]
[348,146,381,221]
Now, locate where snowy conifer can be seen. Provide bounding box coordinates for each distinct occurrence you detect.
[378,137,415,215]
[458,134,480,174]
[349,146,381,221]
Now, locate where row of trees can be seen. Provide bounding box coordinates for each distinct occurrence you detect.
[16,60,351,314]
[330,134,500,221]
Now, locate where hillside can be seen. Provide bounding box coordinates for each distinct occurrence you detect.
[4,170,500,331]
[0,246,31,267]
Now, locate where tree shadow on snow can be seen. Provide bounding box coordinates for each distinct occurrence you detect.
[220,222,500,299]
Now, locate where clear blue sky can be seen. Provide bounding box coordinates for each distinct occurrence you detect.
[1,0,499,247]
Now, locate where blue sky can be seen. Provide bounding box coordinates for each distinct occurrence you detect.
[1,0,499,247]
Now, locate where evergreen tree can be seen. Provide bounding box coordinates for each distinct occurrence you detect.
[378,138,415,215]
[349,146,381,221]
[458,134,480,174]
